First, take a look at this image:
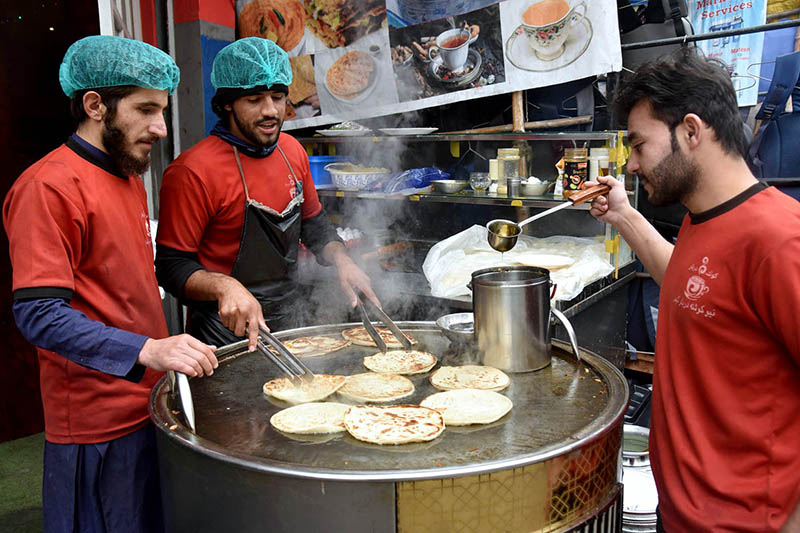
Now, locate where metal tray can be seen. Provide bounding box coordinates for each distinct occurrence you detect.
[150,321,626,482]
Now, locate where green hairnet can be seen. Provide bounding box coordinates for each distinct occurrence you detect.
[59,35,180,97]
[211,37,292,90]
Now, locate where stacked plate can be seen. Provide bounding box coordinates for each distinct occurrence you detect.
[622,424,658,532]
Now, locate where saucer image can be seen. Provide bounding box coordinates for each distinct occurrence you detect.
[428,48,483,87]
[505,17,593,73]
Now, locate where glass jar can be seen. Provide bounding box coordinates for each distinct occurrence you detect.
[563,147,588,198]
[589,147,610,180]
[469,172,491,195]
[499,154,520,182]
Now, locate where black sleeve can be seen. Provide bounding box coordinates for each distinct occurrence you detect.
[155,244,205,300]
[300,208,343,265]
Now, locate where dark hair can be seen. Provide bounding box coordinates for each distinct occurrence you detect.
[210,84,289,120]
[612,48,747,157]
[69,85,138,127]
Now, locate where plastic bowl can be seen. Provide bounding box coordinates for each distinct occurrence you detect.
[431,180,468,193]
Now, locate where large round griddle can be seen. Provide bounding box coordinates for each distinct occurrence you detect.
[150,321,626,482]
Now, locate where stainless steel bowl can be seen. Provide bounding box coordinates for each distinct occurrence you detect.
[435,312,474,344]
[431,180,468,193]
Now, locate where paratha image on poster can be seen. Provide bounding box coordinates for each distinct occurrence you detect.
[287,55,321,120]
[238,0,308,55]
[389,3,505,102]
[303,0,386,48]
[315,29,400,114]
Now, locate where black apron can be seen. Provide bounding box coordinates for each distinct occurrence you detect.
[188,145,304,346]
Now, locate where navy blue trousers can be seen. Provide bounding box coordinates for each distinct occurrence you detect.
[43,424,164,533]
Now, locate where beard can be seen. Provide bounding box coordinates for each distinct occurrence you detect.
[640,130,700,207]
[231,109,282,148]
[102,114,155,176]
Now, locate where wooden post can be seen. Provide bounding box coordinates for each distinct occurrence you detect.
[512,91,525,132]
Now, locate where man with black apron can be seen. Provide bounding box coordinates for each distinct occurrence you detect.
[156,38,377,350]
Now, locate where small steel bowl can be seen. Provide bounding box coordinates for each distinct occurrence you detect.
[435,312,475,344]
[431,180,468,193]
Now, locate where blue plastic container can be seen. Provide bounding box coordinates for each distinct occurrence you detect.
[308,155,351,186]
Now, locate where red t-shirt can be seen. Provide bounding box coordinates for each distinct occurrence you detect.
[156,133,322,273]
[3,144,167,444]
[652,185,800,531]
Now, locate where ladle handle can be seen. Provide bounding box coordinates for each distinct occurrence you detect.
[567,184,611,205]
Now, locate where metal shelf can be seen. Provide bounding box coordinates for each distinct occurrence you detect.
[298,131,625,143]
[316,189,592,209]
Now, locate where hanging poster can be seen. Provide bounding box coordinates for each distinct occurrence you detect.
[688,0,767,107]
[235,0,622,129]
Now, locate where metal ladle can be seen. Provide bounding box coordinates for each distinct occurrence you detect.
[487,184,611,252]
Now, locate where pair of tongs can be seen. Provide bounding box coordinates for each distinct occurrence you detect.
[355,290,413,352]
[255,326,315,386]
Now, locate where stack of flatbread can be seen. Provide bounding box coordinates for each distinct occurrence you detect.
[421,389,512,426]
[337,373,414,402]
[263,374,346,403]
[343,405,445,445]
[270,402,350,434]
[430,365,510,392]
[363,350,437,375]
[325,51,374,99]
[341,326,416,348]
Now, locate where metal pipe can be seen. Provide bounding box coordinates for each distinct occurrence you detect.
[621,19,800,51]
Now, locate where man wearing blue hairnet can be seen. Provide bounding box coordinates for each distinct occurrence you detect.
[156,38,378,349]
[3,35,218,532]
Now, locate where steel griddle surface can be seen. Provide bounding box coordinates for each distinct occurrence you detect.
[152,322,626,480]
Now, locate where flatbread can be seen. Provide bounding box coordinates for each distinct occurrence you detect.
[337,373,414,402]
[420,389,513,426]
[238,0,306,51]
[325,51,374,99]
[343,405,445,445]
[341,327,417,349]
[277,335,351,357]
[363,350,437,375]
[270,402,350,434]
[262,374,346,403]
[429,365,510,392]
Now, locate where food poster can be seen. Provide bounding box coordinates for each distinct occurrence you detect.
[234,0,621,130]
[688,0,767,107]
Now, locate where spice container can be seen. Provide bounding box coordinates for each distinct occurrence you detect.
[563,147,588,198]
[469,172,491,195]
[506,177,521,197]
[589,147,610,180]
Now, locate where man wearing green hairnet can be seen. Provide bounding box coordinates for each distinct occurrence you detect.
[3,35,219,533]
[156,37,378,349]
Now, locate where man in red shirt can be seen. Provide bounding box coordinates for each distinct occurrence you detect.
[156,38,377,349]
[3,36,218,533]
[590,49,800,531]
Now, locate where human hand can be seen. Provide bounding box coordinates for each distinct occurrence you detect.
[217,277,267,351]
[334,254,380,309]
[588,175,632,226]
[138,334,218,377]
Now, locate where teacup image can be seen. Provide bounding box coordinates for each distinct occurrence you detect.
[427,28,478,72]
[520,0,587,61]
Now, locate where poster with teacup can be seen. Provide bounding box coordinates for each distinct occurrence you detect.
[241,0,624,131]
[388,4,505,101]
[500,0,620,87]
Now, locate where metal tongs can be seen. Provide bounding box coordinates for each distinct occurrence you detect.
[355,290,413,353]
[255,326,315,386]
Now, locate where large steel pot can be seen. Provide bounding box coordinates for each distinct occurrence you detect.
[150,322,627,533]
[472,266,576,372]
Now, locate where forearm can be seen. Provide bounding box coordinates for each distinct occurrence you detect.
[183,269,241,302]
[321,240,350,267]
[13,298,147,381]
[610,205,673,285]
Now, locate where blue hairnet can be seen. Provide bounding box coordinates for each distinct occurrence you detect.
[211,37,292,90]
[59,35,180,97]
